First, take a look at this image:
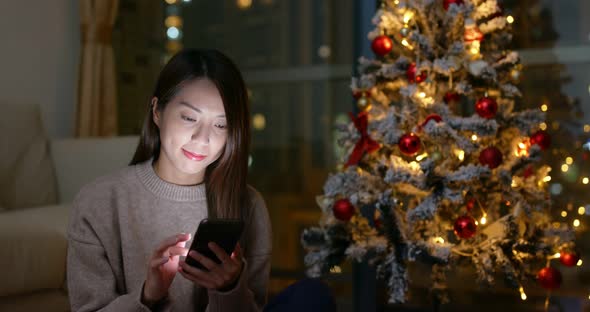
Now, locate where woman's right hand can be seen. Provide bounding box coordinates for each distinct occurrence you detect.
[142,233,191,305]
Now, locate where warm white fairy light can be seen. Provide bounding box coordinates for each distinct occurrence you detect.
[480,214,487,225]
[577,259,583,266]
[573,219,580,227]
[561,164,569,172]
[519,286,527,300]
[578,206,586,215]
[418,92,426,98]
[543,175,552,182]
[583,177,589,184]
[552,252,561,259]
[561,211,568,217]
[511,179,518,188]
[329,265,342,273]
[415,152,428,161]
[403,11,414,24]
[433,237,445,244]
[584,124,590,133]
[541,104,548,112]
[565,157,573,165]
[455,149,465,161]
[507,15,515,24]
[471,134,478,141]
[401,39,414,50]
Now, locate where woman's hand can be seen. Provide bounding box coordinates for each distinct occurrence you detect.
[178,243,244,291]
[142,233,191,305]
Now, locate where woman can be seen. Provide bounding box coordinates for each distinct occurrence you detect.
[67,49,272,311]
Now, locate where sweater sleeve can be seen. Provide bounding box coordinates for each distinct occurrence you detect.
[66,186,159,312]
[206,188,272,312]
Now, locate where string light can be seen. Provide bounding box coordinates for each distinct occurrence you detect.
[433,237,445,244]
[329,265,342,273]
[540,122,547,130]
[418,92,426,98]
[561,211,568,217]
[573,219,580,227]
[401,39,414,50]
[543,175,552,182]
[561,164,569,172]
[455,149,465,161]
[541,104,548,112]
[566,157,573,165]
[552,253,561,259]
[471,134,478,141]
[506,15,515,24]
[403,11,414,24]
[577,259,583,266]
[583,177,589,184]
[480,213,487,225]
[584,124,590,133]
[579,206,586,215]
[416,152,429,161]
[519,286,527,300]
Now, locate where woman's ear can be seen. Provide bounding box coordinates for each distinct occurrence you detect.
[151,97,161,128]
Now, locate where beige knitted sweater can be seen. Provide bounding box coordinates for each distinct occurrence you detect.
[67,159,272,311]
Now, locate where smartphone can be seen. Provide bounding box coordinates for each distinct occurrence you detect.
[185,218,244,271]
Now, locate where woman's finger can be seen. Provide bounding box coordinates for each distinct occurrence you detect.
[178,268,216,289]
[231,243,242,260]
[179,261,223,286]
[208,243,231,264]
[150,256,169,269]
[166,246,189,258]
[154,233,191,257]
[187,250,223,273]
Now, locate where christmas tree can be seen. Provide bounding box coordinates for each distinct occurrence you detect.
[301,0,580,305]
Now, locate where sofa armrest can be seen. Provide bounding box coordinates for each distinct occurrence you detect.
[50,136,139,203]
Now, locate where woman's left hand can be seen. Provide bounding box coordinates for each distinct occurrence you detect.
[179,243,244,291]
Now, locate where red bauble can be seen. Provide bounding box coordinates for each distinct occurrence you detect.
[443,0,464,10]
[466,198,476,212]
[537,267,562,290]
[523,165,534,179]
[530,130,551,150]
[332,199,355,221]
[479,147,503,169]
[444,92,460,104]
[406,63,427,83]
[371,35,393,56]
[398,133,421,155]
[420,114,443,129]
[560,251,580,267]
[475,97,498,119]
[454,215,477,239]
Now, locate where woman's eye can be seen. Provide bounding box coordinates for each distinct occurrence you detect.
[215,124,227,129]
[181,115,196,122]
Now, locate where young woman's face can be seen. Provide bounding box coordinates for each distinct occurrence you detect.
[153,78,228,185]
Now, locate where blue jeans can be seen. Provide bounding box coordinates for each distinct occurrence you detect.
[264,278,337,312]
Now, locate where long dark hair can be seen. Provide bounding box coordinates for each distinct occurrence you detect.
[130,49,250,220]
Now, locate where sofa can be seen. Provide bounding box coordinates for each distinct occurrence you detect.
[0,135,139,312]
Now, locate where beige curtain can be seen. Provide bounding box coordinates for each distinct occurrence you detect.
[76,0,119,137]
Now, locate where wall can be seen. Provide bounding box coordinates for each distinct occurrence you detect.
[0,0,79,138]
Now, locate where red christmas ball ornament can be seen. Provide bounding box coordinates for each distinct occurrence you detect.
[352,90,369,99]
[454,215,477,239]
[443,92,460,105]
[420,114,443,129]
[479,147,503,169]
[523,165,534,179]
[398,133,421,156]
[537,267,562,290]
[559,251,580,267]
[406,62,427,83]
[475,97,498,119]
[466,198,476,212]
[332,199,355,221]
[371,35,393,56]
[530,130,551,150]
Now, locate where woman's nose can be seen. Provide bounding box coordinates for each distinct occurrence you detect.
[191,124,210,144]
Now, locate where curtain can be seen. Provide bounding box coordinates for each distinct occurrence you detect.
[76,0,119,137]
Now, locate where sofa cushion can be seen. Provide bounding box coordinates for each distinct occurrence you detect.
[50,136,139,203]
[0,204,69,296]
[0,103,57,210]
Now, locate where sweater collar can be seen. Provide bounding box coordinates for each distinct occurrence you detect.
[135,159,207,202]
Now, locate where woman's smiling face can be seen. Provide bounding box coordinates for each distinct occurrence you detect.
[152,78,228,185]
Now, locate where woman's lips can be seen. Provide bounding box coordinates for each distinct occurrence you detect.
[182,148,206,161]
